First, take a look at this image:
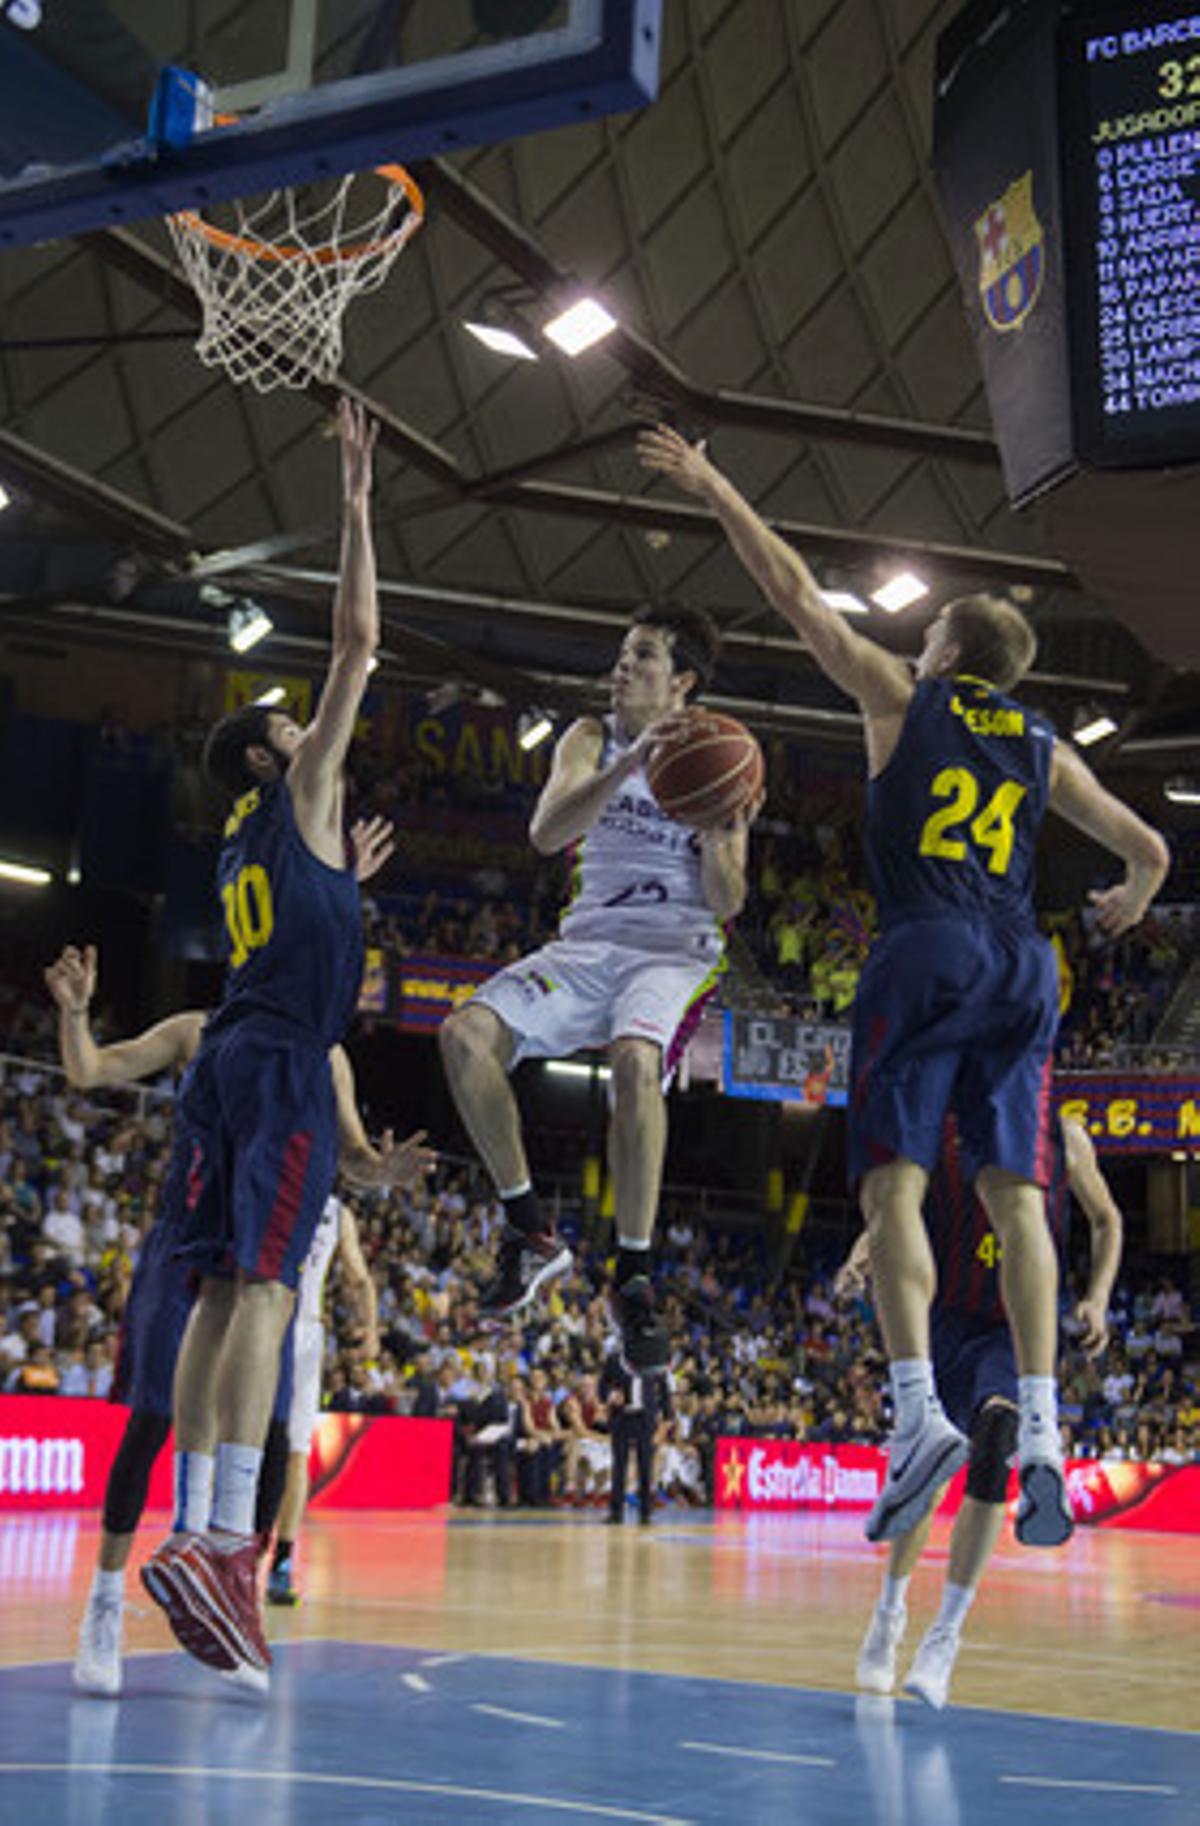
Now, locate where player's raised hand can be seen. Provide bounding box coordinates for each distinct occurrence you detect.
[45,945,97,1014]
[339,395,379,502]
[350,814,396,883]
[637,423,718,497]
[373,1127,437,1191]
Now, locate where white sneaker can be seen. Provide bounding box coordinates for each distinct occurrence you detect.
[904,1623,961,1710]
[856,1602,907,1693]
[74,1593,124,1697]
[865,1412,969,1543]
[1015,1451,1074,1547]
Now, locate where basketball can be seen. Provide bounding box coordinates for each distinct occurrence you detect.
[646,710,764,829]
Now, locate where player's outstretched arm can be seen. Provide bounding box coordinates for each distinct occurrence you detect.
[1048,741,1169,936]
[638,425,912,719]
[46,945,202,1087]
[289,399,380,859]
[329,1043,437,1188]
[1061,1116,1123,1358]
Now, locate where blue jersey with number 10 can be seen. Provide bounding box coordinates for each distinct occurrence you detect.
[207,780,363,1048]
[866,675,1054,931]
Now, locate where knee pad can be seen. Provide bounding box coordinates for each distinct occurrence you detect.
[966,1399,1018,1505]
[103,1410,171,1536]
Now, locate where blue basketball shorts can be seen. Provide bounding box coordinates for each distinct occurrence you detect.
[173,1023,339,1291]
[848,914,1059,1189]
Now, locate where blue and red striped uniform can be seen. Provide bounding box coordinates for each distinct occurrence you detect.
[925,1116,1070,1429]
[848,674,1060,1187]
[175,780,362,1288]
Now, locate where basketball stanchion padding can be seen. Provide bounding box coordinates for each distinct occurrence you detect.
[168,161,425,392]
[646,710,764,829]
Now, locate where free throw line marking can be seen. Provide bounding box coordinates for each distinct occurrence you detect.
[1001,1775,1180,1797]
[472,1704,566,1729]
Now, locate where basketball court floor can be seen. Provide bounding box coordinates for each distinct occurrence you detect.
[1,1505,1197,1825]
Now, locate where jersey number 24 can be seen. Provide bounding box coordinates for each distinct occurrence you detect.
[918,767,1026,877]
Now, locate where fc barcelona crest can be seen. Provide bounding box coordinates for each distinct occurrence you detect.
[974,172,1044,333]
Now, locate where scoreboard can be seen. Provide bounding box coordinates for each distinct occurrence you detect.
[934,1,1200,504]
[1060,8,1200,465]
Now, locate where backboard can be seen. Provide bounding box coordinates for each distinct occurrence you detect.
[0,0,662,248]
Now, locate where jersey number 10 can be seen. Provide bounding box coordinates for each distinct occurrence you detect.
[221,863,275,968]
[918,767,1026,877]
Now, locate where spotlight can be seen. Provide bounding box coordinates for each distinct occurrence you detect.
[543,297,617,356]
[1164,777,1200,805]
[228,601,273,653]
[1073,708,1118,747]
[821,589,869,616]
[464,320,538,360]
[871,571,928,614]
[253,685,286,707]
[0,859,51,885]
[518,711,554,752]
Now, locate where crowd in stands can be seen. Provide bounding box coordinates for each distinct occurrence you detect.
[1,1058,1196,1506]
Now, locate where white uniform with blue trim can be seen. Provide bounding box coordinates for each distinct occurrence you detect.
[474,719,725,1079]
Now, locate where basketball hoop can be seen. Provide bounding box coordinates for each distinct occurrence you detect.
[167,162,425,392]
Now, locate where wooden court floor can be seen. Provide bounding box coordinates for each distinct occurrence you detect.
[1,1506,1197,1825]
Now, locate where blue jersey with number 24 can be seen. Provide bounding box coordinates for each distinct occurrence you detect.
[207,779,363,1048]
[865,675,1054,931]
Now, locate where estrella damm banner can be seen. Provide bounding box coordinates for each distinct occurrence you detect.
[1054,1076,1200,1154]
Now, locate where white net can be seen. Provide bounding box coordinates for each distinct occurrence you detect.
[167,166,424,393]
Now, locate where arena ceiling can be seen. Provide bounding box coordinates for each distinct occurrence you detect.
[0,0,1196,788]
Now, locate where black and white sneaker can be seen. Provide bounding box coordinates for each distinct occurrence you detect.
[477,1223,572,1320]
[612,1275,669,1372]
[864,1411,969,1543]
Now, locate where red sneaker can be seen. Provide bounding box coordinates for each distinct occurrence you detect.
[176,1536,272,1673]
[141,1537,237,1672]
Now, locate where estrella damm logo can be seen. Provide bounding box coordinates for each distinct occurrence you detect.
[975,172,1044,333]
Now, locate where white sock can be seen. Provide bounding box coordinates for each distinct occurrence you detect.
[881,1572,910,1612]
[1018,1376,1059,1453]
[209,1442,262,1539]
[616,1234,651,1250]
[172,1450,215,1535]
[91,1567,124,1606]
[498,1179,531,1201]
[890,1359,937,1435]
[934,1581,975,1636]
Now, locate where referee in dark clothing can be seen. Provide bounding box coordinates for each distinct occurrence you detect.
[600,1349,671,1526]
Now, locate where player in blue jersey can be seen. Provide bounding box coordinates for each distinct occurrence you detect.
[640,424,1168,1549]
[839,1111,1122,1708]
[440,605,756,1372]
[139,398,385,1686]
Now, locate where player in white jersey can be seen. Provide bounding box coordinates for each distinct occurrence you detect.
[439,605,758,1370]
[265,1192,377,1604]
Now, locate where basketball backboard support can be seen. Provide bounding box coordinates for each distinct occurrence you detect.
[0,0,662,250]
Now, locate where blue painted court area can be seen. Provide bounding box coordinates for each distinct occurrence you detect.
[0,1642,1196,1826]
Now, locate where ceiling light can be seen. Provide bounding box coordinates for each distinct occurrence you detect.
[871,571,929,614]
[545,1061,611,1080]
[463,319,539,361]
[66,864,81,885]
[229,602,273,654]
[1164,777,1200,805]
[367,655,380,674]
[542,297,617,356]
[821,589,869,616]
[253,684,286,707]
[1073,710,1118,747]
[0,483,10,512]
[518,712,554,752]
[0,859,51,885]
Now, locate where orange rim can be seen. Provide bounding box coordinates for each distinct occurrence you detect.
[172,162,425,265]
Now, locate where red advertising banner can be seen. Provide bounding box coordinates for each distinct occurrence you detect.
[0,1397,452,1512]
[715,1438,1200,1533]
